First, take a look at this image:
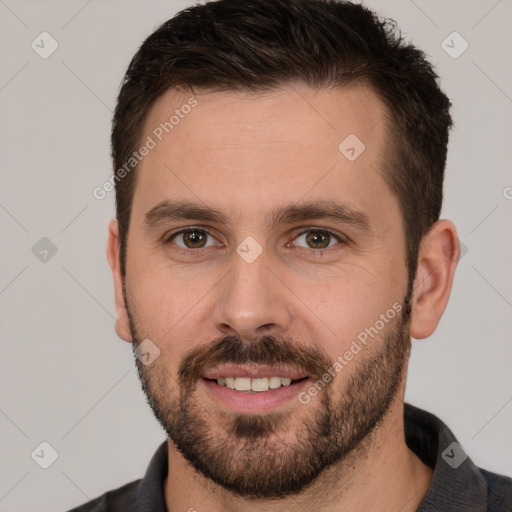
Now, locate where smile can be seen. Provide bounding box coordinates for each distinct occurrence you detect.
[201,364,310,412]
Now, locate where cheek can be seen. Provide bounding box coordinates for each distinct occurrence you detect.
[125,260,185,339]
[302,267,403,358]
[126,254,221,361]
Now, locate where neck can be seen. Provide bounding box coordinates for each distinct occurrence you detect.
[164,394,433,512]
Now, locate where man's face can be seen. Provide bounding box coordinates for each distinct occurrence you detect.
[121,84,412,498]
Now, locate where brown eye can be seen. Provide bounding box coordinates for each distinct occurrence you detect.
[293,229,342,250]
[168,229,216,249]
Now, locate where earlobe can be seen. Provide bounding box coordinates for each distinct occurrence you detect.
[106,219,133,342]
[409,219,460,340]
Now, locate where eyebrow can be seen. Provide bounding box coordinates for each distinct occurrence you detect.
[143,199,372,233]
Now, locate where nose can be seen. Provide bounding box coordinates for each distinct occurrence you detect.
[211,247,293,342]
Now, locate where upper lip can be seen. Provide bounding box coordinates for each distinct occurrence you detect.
[202,364,309,380]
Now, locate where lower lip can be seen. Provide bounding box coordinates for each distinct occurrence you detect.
[201,378,309,413]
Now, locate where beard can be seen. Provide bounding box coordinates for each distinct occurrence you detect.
[126,289,412,500]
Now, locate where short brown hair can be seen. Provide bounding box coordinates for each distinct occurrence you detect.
[111,0,452,282]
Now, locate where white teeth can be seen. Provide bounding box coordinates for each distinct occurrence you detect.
[251,377,269,392]
[234,377,251,391]
[215,376,300,392]
[269,376,282,389]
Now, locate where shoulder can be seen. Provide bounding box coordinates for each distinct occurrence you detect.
[480,468,512,511]
[65,479,141,512]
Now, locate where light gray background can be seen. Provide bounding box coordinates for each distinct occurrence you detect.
[1,1,511,510]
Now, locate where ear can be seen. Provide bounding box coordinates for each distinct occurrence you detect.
[409,219,460,340]
[106,219,132,342]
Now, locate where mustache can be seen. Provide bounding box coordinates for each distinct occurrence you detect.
[178,335,334,391]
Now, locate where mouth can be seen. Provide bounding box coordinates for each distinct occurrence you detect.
[200,364,311,413]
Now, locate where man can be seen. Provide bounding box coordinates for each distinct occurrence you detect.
[70,0,512,510]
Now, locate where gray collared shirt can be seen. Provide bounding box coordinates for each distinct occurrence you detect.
[67,403,512,511]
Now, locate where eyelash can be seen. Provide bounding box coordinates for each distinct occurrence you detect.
[164,227,346,255]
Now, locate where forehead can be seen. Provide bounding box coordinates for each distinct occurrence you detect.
[142,83,388,155]
[133,83,395,229]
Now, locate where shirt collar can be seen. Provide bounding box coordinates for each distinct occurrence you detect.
[136,438,168,512]
[405,403,488,511]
